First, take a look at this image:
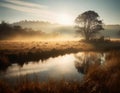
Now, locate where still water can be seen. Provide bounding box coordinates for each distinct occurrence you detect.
[0,52,105,81]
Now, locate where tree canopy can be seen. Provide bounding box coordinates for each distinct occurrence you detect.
[75,10,103,40]
[0,21,44,40]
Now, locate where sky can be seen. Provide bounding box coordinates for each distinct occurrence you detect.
[0,0,120,25]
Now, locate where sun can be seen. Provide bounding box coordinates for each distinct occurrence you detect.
[56,14,73,25]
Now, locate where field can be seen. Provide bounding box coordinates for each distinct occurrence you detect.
[0,40,94,53]
[0,40,120,54]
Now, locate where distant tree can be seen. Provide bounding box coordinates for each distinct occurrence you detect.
[0,21,11,31]
[75,10,103,40]
[118,30,120,36]
[0,21,45,40]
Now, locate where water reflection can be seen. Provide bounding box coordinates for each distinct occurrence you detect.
[74,52,105,74]
[0,52,105,81]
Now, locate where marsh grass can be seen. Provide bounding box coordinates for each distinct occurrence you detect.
[0,78,82,93]
[0,40,120,93]
[0,50,120,93]
[80,50,120,93]
[0,40,120,70]
[0,80,14,93]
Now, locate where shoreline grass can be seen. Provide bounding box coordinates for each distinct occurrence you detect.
[0,40,120,70]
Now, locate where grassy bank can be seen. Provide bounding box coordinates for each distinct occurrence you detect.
[0,40,120,70]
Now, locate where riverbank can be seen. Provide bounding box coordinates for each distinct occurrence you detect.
[0,40,120,70]
[0,40,120,53]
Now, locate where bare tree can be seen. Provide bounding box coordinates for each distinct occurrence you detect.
[75,10,103,40]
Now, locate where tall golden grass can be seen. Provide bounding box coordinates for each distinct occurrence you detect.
[80,50,120,93]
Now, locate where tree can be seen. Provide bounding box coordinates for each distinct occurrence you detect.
[118,30,120,37]
[75,10,103,40]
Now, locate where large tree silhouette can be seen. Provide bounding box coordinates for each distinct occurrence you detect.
[75,10,103,40]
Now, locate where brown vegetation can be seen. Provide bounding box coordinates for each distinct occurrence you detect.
[79,50,120,93]
[0,40,120,70]
[0,50,120,93]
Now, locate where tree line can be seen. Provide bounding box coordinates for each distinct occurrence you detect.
[0,21,44,40]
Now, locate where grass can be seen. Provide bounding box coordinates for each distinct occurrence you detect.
[0,50,120,93]
[80,50,120,93]
[0,40,120,70]
[0,40,120,93]
[0,40,92,70]
[0,79,82,93]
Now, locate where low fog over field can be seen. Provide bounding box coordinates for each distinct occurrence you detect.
[13,21,120,40]
[0,21,120,41]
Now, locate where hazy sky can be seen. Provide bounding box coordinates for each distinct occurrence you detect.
[0,0,120,24]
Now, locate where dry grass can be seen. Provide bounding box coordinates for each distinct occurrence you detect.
[0,50,120,93]
[0,79,82,93]
[0,40,120,93]
[0,80,14,93]
[0,40,120,54]
[0,41,94,53]
[80,50,120,93]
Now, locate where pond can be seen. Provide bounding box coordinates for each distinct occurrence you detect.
[0,52,105,82]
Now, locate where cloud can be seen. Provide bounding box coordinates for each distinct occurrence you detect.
[0,0,56,22]
[4,0,47,9]
[0,2,37,13]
